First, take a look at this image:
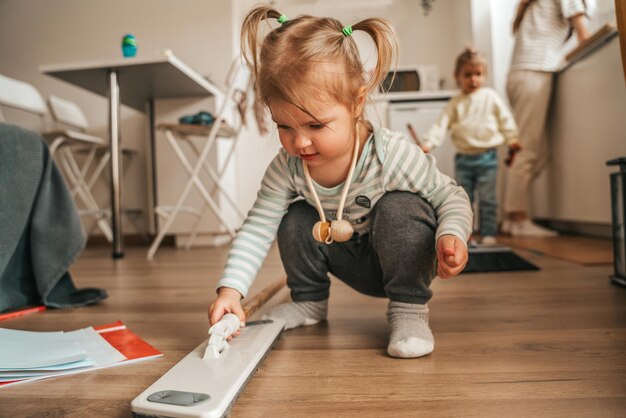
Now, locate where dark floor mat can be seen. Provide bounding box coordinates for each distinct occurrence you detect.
[462,246,540,273]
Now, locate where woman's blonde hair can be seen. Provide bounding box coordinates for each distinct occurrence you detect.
[454,47,486,77]
[241,5,397,122]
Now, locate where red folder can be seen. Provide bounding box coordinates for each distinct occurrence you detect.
[95,320,162,361]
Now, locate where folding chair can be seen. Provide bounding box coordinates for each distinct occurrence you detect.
[43,95,115,241]
[148,59,251,260]
[46,95,145,242]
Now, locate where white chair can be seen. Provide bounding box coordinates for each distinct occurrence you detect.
[0,73,112,241]
[0,73,48,125]
[148,59,251,260]
[43,95,115,242]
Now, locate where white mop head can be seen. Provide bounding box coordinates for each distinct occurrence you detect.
[130,318,285,418]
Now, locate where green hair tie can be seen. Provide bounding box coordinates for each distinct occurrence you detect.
[277,14,288,24]
[342,26,353,36]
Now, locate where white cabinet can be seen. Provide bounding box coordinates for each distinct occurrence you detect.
[384,92,456,178]
[531,36,626,225]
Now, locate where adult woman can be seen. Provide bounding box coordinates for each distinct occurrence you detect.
[504,0,589,237]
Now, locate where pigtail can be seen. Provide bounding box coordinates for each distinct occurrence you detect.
[240,6,283,100]
[351,18,398,94]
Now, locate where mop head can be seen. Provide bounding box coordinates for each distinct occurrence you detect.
[131,318,285,418]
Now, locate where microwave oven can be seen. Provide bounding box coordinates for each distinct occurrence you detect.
[380,65,441,93]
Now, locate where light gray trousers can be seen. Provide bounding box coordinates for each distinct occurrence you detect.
[504,69,554,214]
[276,191,438,305]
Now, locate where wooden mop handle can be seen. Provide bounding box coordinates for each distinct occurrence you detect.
[406,123,423,147]
[242,276,287,319]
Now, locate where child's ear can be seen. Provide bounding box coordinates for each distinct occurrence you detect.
[353,86,368,117]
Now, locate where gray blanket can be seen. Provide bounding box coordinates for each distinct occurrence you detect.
[0,123,107,313]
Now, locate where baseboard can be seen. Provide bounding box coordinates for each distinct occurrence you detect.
[86,234,172,247]
[85,232,232,248]
[536,219,613,240]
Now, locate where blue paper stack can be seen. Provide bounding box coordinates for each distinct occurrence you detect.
[0,327,126,387]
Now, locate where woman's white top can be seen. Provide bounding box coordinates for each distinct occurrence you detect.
[511,0,586,72]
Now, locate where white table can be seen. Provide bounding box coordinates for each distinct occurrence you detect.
[41,52,222,258]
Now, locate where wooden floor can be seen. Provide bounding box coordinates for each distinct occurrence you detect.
[1,239,625,418]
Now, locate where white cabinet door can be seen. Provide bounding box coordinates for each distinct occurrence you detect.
[387,101,456,179]
[532,38,626,224]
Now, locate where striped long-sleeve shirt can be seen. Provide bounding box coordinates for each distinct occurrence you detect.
[217,128,473,297]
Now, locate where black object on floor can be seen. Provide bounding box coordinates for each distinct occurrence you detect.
[462,246,540,273]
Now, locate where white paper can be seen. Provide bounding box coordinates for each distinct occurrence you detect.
[64,327,126,367]
[0,328,87,369]
[0,327,125,370]
[0,359,95,376]
[0,326,128,387]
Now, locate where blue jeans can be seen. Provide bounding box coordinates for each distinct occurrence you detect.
[455,150,498,237]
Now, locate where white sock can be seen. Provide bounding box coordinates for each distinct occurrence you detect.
[481,236,498,246]
[262,299,328,330]
[387,301,434,358]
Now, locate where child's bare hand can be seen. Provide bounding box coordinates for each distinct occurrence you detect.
[208,287,245,339]
[436,235,468,278]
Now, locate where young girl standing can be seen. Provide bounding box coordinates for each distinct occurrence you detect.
[209,6,473,359]
[421,49,520,246]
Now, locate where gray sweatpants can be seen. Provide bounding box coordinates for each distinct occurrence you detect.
[276,191,438,305]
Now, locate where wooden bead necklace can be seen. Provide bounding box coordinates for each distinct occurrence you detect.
[303,123,360,244]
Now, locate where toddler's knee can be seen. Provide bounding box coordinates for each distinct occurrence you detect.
[371,192,437,251]
[374,192,437,231]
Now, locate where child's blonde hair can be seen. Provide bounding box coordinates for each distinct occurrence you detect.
[241,5,397,122]
[454,47,486,77]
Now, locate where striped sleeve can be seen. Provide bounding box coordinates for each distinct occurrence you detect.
[216,150,295,297]
[380,132,473,244]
